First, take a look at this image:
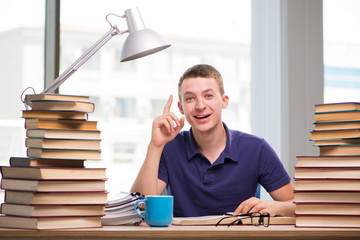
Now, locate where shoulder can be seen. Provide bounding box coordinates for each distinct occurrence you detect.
[226,127,276,157]
[228,128,266,145]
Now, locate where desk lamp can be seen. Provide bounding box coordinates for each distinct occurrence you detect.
[22,7,170,108]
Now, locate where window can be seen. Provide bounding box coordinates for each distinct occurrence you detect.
[323,0,360,102]
[82,48,101,71]
[150,99,168,118]
[115,98,136,118]
[59,0,251,193]
[0,0,45,201]
[0,0,251,197]
[113,142,136,163]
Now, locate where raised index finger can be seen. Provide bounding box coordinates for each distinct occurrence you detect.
[163,94,173,114]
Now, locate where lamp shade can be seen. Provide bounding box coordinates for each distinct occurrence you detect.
[120,8,171,62]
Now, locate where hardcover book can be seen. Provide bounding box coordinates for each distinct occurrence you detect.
[296,155,360,167]
[22,110,88,120]
[314,121,360,131]
[26,148,101,160]
[294,179,360,191]
[295,215,360,228]
[25,119,98,131]
[0,215,102,230]
[294,166,360,179]
[25,138,101,150]
[319,144,360,156]
[295,203,360,216]
[294,191,360,203]
[0,166,106,180]
[315,110,360,122]
[315,102,360,113]
[9,157,85,168]
[4,190,108,205]
[29,100,95,113]
[25,94,90,102]
[1,178,106,192]
[1,203,105,217]
[26,129,101,140]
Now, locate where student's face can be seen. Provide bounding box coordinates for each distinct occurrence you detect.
[178,77,229,133]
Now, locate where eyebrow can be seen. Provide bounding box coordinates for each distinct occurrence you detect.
[183,88,215,96]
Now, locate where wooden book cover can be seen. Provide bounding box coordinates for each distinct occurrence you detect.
[29,100,95,113]
[25,119,98,130]
[27,148,101,160]
[294,191,360,203]
[315,110,360,122]
[295,215,360,228]
[0,166,106,180]
[315,102,360,113]
[25,94,90,102]
[1,203,105,217]
[314,121,360,131]
[319,144,360,156]
[294,179,360,191]
[9,157,85,168]
[295,203,360,215]
[296,155,360,167]
[25,138,101,150]
[22,110,88,120]
[311,129,360,140]
[0,215,101,230]
[4,190,108,205]
[26,129,101,140]
[1,178,106,192]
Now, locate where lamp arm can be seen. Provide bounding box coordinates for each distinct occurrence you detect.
[41,25,126,94]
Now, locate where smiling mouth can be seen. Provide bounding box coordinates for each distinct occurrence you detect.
[194,114,210,119]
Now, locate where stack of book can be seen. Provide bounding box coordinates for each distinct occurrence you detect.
[294,102,360,228]
[0,94,107,230]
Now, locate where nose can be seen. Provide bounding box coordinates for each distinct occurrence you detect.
[195,97,206,111]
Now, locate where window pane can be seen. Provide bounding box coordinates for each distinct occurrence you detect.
[60,0,251,193]
[115,98,136,118]
[0,0,45,202]
[323,0,360,102]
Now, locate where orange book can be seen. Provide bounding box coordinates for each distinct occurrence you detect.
[25,119,98,131]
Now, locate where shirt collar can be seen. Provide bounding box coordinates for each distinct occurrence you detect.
[185,122,238,164]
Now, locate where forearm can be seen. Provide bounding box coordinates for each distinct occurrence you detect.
[272,199,295,217]
[269,182,295,216]
[130,142,164,195]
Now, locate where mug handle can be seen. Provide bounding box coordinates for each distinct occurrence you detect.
[134,199,146,219]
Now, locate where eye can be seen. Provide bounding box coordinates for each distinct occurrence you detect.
[185,96,194,102]
[205,94,213,99]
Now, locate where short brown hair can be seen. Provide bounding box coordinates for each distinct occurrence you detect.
[178,64,225,100]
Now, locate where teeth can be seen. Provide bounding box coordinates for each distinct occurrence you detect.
[195,115,209,119]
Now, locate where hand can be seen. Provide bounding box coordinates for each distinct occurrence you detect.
[150,94,185,148]
[233,197,280,216]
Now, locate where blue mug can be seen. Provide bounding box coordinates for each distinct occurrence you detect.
[134,195,173,227]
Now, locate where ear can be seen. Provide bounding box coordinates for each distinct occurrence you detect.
[222,95,229,109]
[178,101,184,114]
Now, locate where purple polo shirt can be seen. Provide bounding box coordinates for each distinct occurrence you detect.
[158,123,291,217]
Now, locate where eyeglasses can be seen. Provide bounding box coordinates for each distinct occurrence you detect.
[215,212,270,227]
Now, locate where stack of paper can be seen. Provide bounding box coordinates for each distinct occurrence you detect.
[101,192,144,226]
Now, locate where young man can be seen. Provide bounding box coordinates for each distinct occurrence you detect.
[131,64,295,217]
